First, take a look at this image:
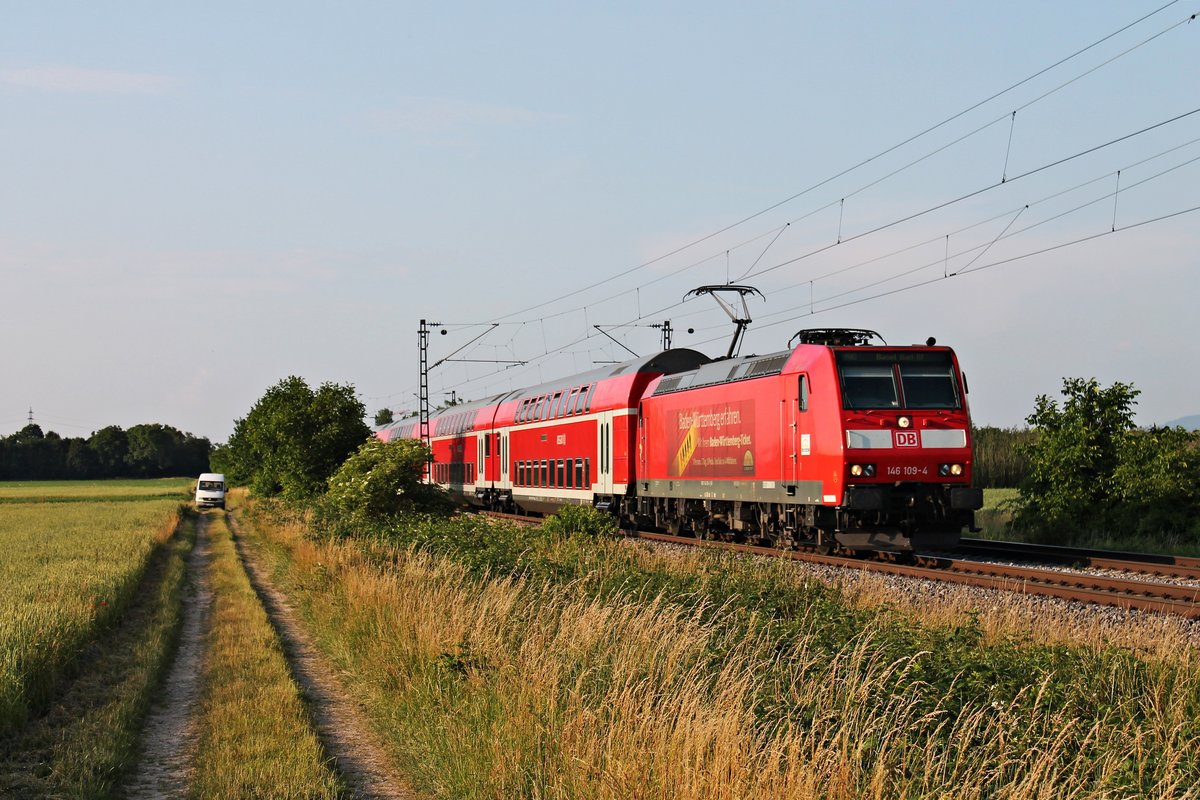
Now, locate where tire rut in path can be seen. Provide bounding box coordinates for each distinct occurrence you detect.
[124,514,214,799]
[225,512,418,800]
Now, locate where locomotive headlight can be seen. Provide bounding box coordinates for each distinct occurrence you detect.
[898,415,912,429]
[939,463,965,477]
[850,464,863,477]
[849,464,876,478]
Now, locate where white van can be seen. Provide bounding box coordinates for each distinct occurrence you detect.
[195,473,226,509]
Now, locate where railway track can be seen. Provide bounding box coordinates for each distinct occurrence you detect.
[481,511,1200,619]
[957,537,1200,581]
[633,531,1200,619]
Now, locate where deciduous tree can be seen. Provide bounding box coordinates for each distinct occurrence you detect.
[215,376,370,501]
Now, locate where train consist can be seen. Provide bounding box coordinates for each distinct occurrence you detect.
[377,329,983,552]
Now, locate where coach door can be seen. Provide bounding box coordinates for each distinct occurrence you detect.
[596,411,614,495]
[476,436,485,486]
[500,431,509,489]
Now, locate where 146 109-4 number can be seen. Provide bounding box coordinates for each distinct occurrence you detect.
[886,465,929,477]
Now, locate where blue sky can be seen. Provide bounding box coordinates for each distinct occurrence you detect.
[2,1,1198,441]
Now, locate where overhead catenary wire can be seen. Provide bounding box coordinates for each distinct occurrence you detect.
[445,140,1200,396]
[499,10,1197,332]
[378,5,1196,402]
[736,148,1200,326]
[385,133,1199,405]
[485,1,1186,326]
[683,203,1200,351]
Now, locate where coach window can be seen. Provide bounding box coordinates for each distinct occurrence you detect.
[574,385,588,414]
[551,391,564,418]
[556,459,565,488]
[799,375,809,412]
[584,384,596,413]
[538,460,547,488]
[565,388,579,416]
[574,459,584,488]
[583,458,591,488]
[565,458,574,488]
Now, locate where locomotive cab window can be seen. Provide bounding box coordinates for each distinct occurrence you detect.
[900,363,960,408]
[839,364,899,409]
[836,351,961,410]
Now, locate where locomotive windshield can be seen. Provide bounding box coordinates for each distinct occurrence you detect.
[836,350,960,410]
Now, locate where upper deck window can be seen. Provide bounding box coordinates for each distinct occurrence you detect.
[836,351,960,410]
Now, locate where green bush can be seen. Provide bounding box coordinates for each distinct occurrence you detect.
[318,438,452,532]
[541,504,619,538]
[1012,377,1200,546]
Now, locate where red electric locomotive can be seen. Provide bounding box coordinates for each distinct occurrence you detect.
[632,329,983,552]
[378,328,982,552]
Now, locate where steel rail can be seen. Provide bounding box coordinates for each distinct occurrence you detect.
[632,531,1200,620]
[957,538,1200,581]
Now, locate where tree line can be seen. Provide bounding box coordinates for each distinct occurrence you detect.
[0,423,212,481]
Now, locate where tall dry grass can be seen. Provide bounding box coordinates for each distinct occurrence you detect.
[240,508,1200,799]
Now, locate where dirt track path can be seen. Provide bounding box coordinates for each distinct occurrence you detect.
[123,514,213,799]
[226,512,417,800]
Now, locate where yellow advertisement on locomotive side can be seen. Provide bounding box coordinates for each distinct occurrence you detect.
[668,400,756,477]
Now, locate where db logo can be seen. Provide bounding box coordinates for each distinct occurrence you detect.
[894,431,919,448]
